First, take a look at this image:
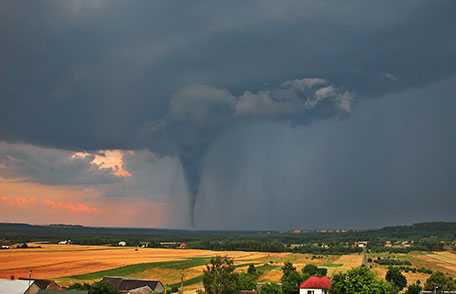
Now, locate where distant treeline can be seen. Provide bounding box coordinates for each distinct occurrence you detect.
[0,222,455,253]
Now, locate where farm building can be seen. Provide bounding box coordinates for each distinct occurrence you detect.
[102,277,164,294]
[354,241,368,248]
[299,276,331,294]
[118,241,127,246]
[0,279,60,294]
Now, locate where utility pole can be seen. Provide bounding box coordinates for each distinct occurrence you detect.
[179,270,184,294]
[26,270,32,294]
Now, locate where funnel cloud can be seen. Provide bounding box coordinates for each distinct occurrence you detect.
[145,80,352,225]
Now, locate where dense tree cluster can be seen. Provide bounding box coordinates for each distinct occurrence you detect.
[385,267,407,291]
[201,257,328,294]
[331,267,393,293]
[424,271,456,291]
[374,258,412,266]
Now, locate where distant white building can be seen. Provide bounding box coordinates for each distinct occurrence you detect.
[58,240,71,245]
[118,241,127,247]
[299,276,331,294]
[354,241,368,248]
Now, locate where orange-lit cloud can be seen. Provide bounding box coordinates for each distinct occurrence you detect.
[0,195,37,207]
[44,199,98,214]
[0,180,167,227]
[72,150,132,177]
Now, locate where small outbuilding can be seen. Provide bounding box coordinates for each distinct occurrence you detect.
[299,276,331,294]
[102,277,164,294]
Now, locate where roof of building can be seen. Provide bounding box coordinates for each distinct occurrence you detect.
[19,279,56,289]
[0,279,32,294]
[102,277,162,291]
[239,290,257,294]
[299,276,331,289]
[38,290,88,294]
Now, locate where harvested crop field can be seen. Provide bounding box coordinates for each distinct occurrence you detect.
[0,244,266,280]
[410,251,456,276]
[0,244,364,291]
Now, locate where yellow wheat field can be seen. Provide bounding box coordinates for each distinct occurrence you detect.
[0,244,268,280]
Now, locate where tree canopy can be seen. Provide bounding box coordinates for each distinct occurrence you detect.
[331,266,393,294]
[281,262,303,294]
[424,271,456,291]
[88,281,119,294]
[385,267,407,290]
[404,281,422,294]
[203,256,240,294]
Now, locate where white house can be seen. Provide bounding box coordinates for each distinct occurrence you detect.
[299,276,331,294]
[0,279,60,294]
[118,241,127,247]
[354,241,368,248]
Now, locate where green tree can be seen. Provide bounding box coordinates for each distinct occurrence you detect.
[302,264,319,276]
[281,262,303,294]
[238,273,257,290]
[88,281,119,294]
[302,264,327,280]
[385,267,407,290]
[260,283,282,294]
[404,281,422,294]
[316,267,328,276]
[247,264,257,275]
[331,266,393,294]
[203,256,239,294]
[424,271,456,291]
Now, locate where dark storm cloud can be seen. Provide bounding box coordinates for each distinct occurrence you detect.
[1,0,455,150]
[1,0,456,228]
[195,76,456,230]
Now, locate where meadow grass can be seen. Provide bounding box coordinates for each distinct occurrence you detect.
[322,263,343,268]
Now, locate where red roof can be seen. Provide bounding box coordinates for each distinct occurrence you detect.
[299,276,331,289]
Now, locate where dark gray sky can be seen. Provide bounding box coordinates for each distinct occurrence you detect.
[0,1,455,229]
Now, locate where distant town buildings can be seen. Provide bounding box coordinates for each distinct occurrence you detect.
[383,240,414,249]
[159,242,188,249]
